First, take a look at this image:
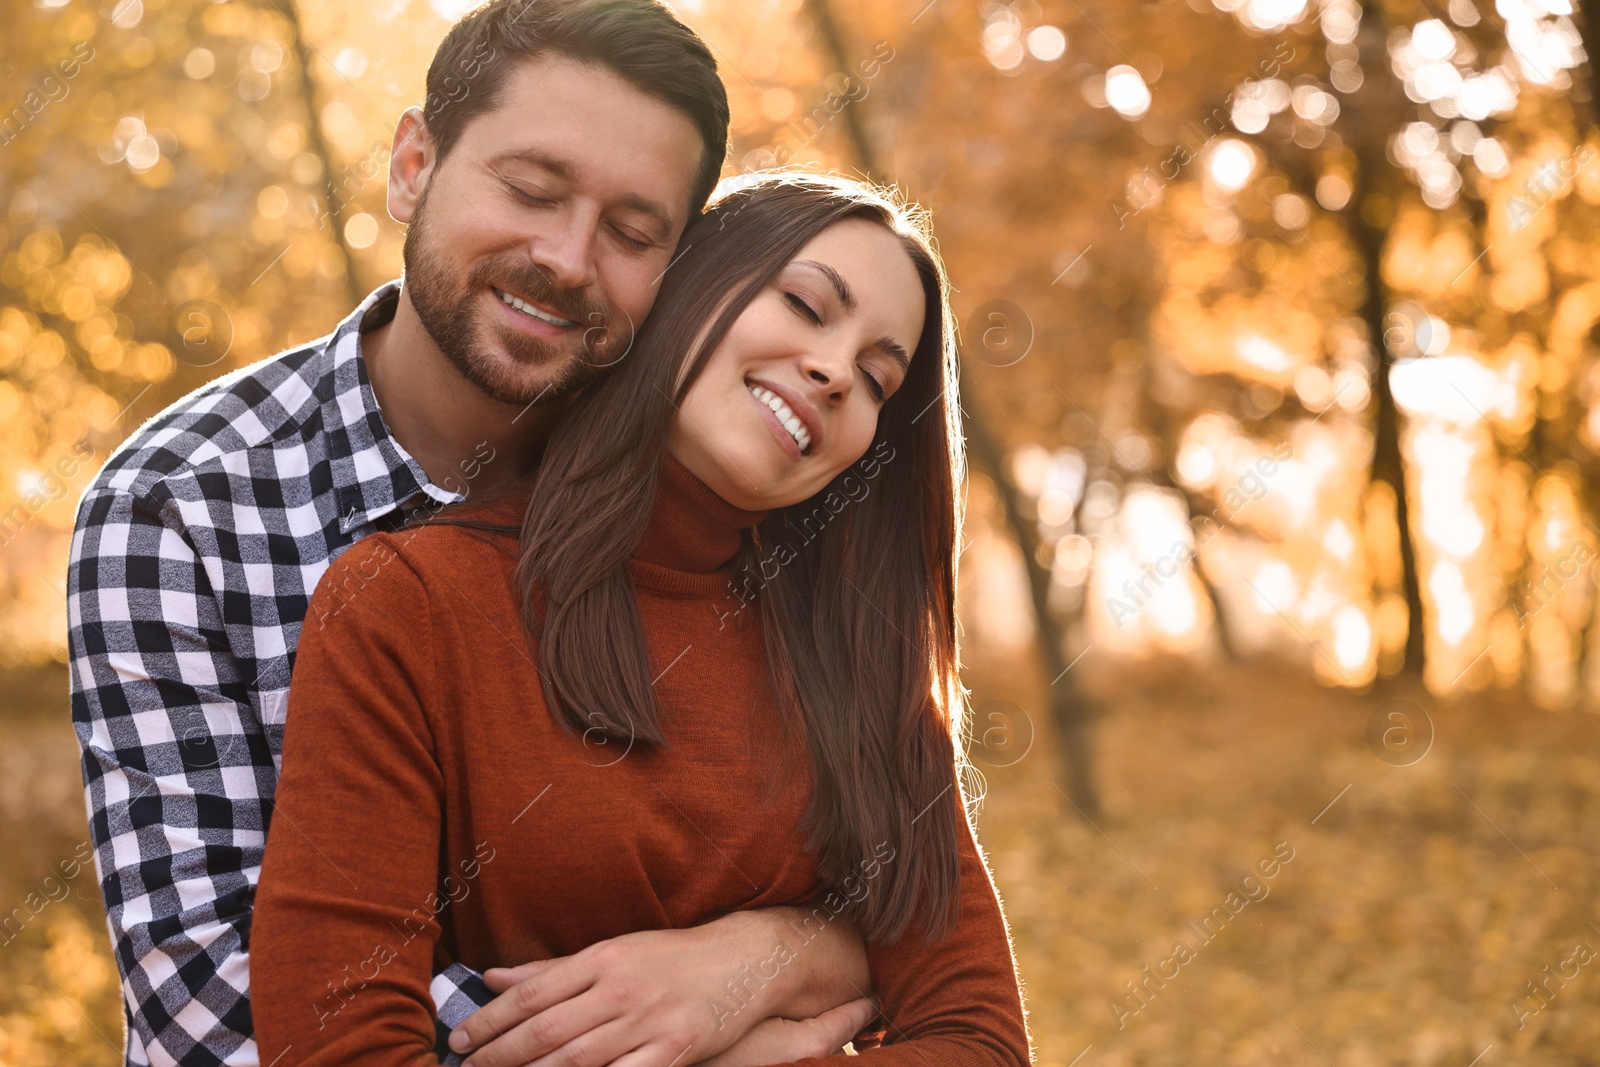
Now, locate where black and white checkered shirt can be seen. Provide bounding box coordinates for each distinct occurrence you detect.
[68,280,492,1067]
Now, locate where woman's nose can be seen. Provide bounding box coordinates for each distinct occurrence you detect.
[801,347,852,398]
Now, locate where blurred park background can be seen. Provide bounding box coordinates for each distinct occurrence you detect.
[5,0,1600,1062]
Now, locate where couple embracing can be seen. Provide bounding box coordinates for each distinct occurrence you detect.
[66,1,1033,1064]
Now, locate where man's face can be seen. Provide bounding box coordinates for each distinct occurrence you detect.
[394,53,704,407]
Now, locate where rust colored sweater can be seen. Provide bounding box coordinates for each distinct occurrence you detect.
[251,451,1031,1066]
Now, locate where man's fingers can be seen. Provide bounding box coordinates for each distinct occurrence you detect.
[482,958,560,993]
[448,964,592,1056]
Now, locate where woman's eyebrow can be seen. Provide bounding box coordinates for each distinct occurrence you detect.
[795,260,856,311]
[877,336,910,373]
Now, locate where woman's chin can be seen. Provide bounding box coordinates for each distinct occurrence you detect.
[729,448,858,511]
[672,434,837,512]
[711,470,803,513]
[714,471,785,511]
[753,475,841,512]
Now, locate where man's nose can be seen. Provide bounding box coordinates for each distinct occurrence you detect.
[530,205,600,292]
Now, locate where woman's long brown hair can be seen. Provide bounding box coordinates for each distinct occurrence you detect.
[516,170,969,946]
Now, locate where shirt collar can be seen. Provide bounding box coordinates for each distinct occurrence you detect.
[320,279,466,534]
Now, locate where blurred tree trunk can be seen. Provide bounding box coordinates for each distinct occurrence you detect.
[1139,351,1240,661]
[965,404,1101,818]
[802,0,1100,817]
[1561,0,1600,698]
[1344,2,1427,679]
[279,0,366,307]
[1580,0,1600,128]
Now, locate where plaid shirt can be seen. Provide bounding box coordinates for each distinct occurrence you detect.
[67,280,493,1067]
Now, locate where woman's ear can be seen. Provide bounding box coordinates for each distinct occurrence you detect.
[388,106,437,226]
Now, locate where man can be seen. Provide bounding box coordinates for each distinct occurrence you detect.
[67,2,878,1064]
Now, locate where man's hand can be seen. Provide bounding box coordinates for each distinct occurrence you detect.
[449,908,862,1067]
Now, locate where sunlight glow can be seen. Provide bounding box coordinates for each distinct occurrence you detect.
[1391,356,1520,425]
[1332,604,1373,672]
[1213,0,1311,32]
[1105,65,1152,118]
[1235,334,1292,374]
[1027,26,1067,62]
[1251,560,1298,613]
[1208,139,1257,192]
[1428,560,1475,644]
[1324,520,1356,562]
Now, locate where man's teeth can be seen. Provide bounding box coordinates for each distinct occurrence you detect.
[748,384,811,452]
[496,288,577,327]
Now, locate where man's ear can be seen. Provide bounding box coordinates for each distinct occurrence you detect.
[388,106,436,226]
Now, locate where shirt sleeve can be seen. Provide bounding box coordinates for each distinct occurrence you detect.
[250,535,449,1066]
[68,484,265,1067]
[68,484,490,1067]
[430,966,493,1062]
[776,789,1034,1067]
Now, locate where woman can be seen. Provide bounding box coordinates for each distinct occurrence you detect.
[252,172,1031,1066]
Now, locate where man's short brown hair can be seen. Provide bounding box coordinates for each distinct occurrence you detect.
[423,0,729,216]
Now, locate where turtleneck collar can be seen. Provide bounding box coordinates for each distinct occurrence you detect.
[631,451,769,582]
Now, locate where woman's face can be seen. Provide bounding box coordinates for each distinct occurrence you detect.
[665,217,927,511]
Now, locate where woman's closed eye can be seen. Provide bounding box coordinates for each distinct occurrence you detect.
[785,291,821,324]
[861,364,887,402]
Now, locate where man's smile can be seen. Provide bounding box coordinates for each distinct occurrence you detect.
[492,285,581,329]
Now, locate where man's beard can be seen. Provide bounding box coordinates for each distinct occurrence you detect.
[401,182,623,408]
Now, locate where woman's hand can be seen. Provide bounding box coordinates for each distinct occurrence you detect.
[449,910,867,1067]
[692,997,881,1066]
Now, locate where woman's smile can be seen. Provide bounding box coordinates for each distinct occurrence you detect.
[746,377,821,457]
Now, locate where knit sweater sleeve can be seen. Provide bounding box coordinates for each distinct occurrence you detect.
[252,534,447,1066]
[783,791,1033,1067]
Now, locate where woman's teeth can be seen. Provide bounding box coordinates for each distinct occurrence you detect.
[748,383,811,452]
[496,287,577,327]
